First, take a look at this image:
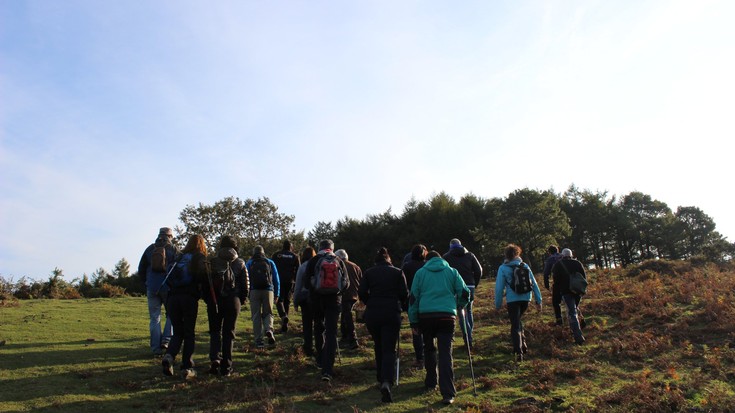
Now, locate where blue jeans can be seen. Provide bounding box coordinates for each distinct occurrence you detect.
[458,286,475,347]
[147,289,173,353]
[562,294,584,342]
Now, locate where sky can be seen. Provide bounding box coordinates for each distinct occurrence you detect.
[1,0,734,281]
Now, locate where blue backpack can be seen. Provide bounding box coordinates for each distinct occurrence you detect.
[168,253,194,288]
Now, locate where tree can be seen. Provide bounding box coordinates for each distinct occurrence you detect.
[307,221,337,247]
[112,258,130,278]
[176,196,298,255]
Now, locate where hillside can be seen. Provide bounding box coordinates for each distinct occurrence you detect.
[1,259,734,412]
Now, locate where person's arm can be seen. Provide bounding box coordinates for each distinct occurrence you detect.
[398,270,409,311]
[138,247,150,286]
[495,266,506,310]
[455,270,470,309]
[471,253,482,286]
[270,260,280,300]
[357,271,369,304]
[529,267,543,309]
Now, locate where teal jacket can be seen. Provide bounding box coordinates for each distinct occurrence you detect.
[408,257,470,325]
[495,258,542,309]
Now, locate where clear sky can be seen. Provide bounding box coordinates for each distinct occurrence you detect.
[2,1,734,281]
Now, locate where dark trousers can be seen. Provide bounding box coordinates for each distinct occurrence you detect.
[552,288,563,321]
[412,329,424,362]
[365,308,401,384]
[166,293,199,369]
[277,278,294,319]
[420,318,456,399]
[340,298,357,342]
[313,297,340,376]
[207,295,241,372]
[300,300,315,353]
[506,301,529,354]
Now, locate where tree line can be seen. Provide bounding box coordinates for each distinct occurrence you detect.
[1,186,732,301]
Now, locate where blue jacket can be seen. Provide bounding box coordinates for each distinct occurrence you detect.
[245,255,280,298]
[495,258,542,309]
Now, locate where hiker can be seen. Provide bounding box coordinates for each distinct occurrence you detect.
[551,248,587,345]
[335,249,363,350]
[272,240,300,333]
[400,243,427,368]
[294,246,317,356]
[162,234,210,379]
[542,245,564,325]
[246,246,280,348]
[205,236,248,376]
[303,239,350,382]
[138,227,178,356]
[358,247,409,403]
[494,244,543,362]
[442,238,482,350]
[408,250,470,405]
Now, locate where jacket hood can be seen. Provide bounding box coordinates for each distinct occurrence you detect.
[423,256,451,272]
[449,246,468,257]
[218,247,238,261]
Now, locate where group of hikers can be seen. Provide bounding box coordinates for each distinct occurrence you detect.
[138,227,588,405]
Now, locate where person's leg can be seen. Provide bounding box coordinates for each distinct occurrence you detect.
[366,315,383,383]
[250,290,264,345]
[341,299,358,348]
[420,319,438,389]
[552,289,563,325]
[147,290,164,353]
[563,294,585,344]
[301,301,314,355]
[165,294,184,359]
[507,302,523,355]
[313,300,326,366]
[465,286,475,348]
[381,313,400,384]
[221,296,240,373]
[180,294,198,370]
[160,290,173,348]
[412,328,425,365]
[207,301,222,364]
[321,300,340,377]
[264,291,275,341]
[436,319,456,400]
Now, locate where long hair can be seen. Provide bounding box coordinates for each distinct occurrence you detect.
[183,234,207,255]
[300,246,316,263]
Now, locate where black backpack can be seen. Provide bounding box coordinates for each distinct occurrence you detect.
[509,263,533,294]
[211,257,236,295]
[249,257,272,290]
[560,261,588,296]
[168,253,194,288]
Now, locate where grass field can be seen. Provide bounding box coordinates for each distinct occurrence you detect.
[1,259,735,412]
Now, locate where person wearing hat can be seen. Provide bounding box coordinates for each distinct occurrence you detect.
[551,248,587,345]
[442,238,483,350]
[137,227,179,355]
[246,245,280,348]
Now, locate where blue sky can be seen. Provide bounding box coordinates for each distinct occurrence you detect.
[2,1,734,281]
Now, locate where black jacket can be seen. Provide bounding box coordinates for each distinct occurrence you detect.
[271,249,300,283]
[401,259,425,290]
[551,257,586,296]
[443,247,483,286]
[358,260,409,313]
[209,247,248,303]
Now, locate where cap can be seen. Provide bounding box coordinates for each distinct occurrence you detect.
[159,227,173,236]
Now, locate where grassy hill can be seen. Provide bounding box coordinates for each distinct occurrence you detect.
[1,259,734,412]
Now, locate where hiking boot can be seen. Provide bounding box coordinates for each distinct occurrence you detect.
[516,353,524,362]
[321,373,332,382]
[182,368,197,380]
[266,331,276,345]
[579,317,587,329]
[281,316,289,333]
[575,336,586,346]
[161,354,174,376]
[380,382,393,403]
[221,368,233,377]
[255,341,265,349]
[303,347,315,357]
[160,342,169,351]
[209,361,220,375]
[441,397,455,405]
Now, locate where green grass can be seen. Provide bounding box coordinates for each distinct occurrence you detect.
[2,261,735,412]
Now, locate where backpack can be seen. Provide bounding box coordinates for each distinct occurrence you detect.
[312,253,347,294]
[211,257,236,295]
[561,261,588,295]
[151,244,167,273]
[168,253,194,288]
[509,263,533,294]
[249,257,272,290]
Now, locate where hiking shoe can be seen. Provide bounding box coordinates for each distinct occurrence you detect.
[221,368,233,377]
[281,316,289,333]
[380,382,393,403]
[516,353,524,362]
[266,331,276,345]
[256,341,265,349]
[160,342,169,351]
[321,373,332,382]
[441,397,455,405]
[161,354,174,376]
[580,317,587,329]
[182,368,197,380]
[209,361,220,375]
[575,337,586,346]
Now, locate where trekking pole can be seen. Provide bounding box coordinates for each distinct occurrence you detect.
[394,330,400,387]
[461,308,477,396]
[336,336,342,365]
[155,260,178,295]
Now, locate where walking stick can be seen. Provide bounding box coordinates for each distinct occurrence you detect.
[395,331,400,387]
[461,308,477,396]
[155,260,178,295]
